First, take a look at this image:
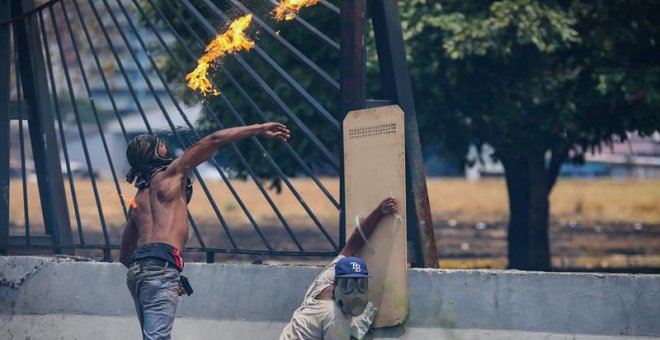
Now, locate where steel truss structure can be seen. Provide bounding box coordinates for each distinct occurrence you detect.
[0,0,436,267]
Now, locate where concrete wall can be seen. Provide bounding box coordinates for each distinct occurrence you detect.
[1,256,659,339]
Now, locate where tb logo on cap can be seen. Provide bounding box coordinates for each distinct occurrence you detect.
[336,257,368,277]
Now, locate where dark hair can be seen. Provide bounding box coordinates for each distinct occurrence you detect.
[126,134,161,183]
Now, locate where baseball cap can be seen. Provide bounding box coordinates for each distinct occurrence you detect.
[335,256,369,278]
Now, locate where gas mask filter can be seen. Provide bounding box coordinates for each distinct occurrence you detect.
[334,277,368,316]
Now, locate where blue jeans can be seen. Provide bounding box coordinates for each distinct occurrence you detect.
[127,260,180,340]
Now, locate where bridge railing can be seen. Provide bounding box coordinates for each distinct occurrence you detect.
[1,0,437,267]
[0,0,345,262]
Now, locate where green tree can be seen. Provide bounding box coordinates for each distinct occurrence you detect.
[401,0,660,269]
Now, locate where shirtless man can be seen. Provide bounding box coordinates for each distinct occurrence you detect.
[119,122,290,340]
[280,196,398,340]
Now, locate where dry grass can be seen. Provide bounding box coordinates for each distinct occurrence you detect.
[426,178,660,224]
[8,178,660,269]
[8,178,342,236]
[9,178,660,228]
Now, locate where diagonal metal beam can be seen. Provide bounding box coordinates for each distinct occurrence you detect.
[129,0,341,252]
[229,0,339,91]
[319,0,340,14]
[105,0,275,251]
[178,0,340,170]
[263,0,339,51]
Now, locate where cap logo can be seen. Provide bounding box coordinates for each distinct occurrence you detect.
[350,261,362,272]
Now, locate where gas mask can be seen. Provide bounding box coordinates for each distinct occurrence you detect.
[334,277,368,316]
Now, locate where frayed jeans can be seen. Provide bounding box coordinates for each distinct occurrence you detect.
[127,260,180,340]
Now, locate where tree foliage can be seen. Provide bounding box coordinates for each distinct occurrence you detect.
[400,0,660,269]
[402,0,660,164]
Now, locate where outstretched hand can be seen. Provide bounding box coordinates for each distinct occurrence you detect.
[379,196,397,215]
[259,122,291,142]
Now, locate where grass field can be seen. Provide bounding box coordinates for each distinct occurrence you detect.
[426,178,660,223]
[7,178,660,269]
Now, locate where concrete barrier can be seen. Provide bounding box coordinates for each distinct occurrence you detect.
[1,256,659,339]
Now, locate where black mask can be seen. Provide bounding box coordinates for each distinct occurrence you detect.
[126,134,193,203]
[126,134,172,190]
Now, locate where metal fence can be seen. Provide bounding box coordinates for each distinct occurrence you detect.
[0,0,435,265]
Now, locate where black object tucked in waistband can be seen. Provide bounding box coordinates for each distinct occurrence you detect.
[130,242,184,272]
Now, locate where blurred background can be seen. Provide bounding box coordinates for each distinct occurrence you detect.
[3,0,659,272]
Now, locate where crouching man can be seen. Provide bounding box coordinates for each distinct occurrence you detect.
[280,196,398,340]
[119,122,290,340]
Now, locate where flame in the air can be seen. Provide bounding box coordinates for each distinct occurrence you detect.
[272,0,318,21]
[185,14,255,96]
[186,2,319,96]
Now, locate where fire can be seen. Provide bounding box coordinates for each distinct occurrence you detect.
[272,0,318,21]
[115,193,138,209]
[185,14,255,96]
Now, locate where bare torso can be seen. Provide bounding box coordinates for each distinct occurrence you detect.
[119,122,291,267]
[131,171,189,250]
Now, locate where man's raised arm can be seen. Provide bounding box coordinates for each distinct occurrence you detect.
[167,122,290,176]
[340,196,397,257]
